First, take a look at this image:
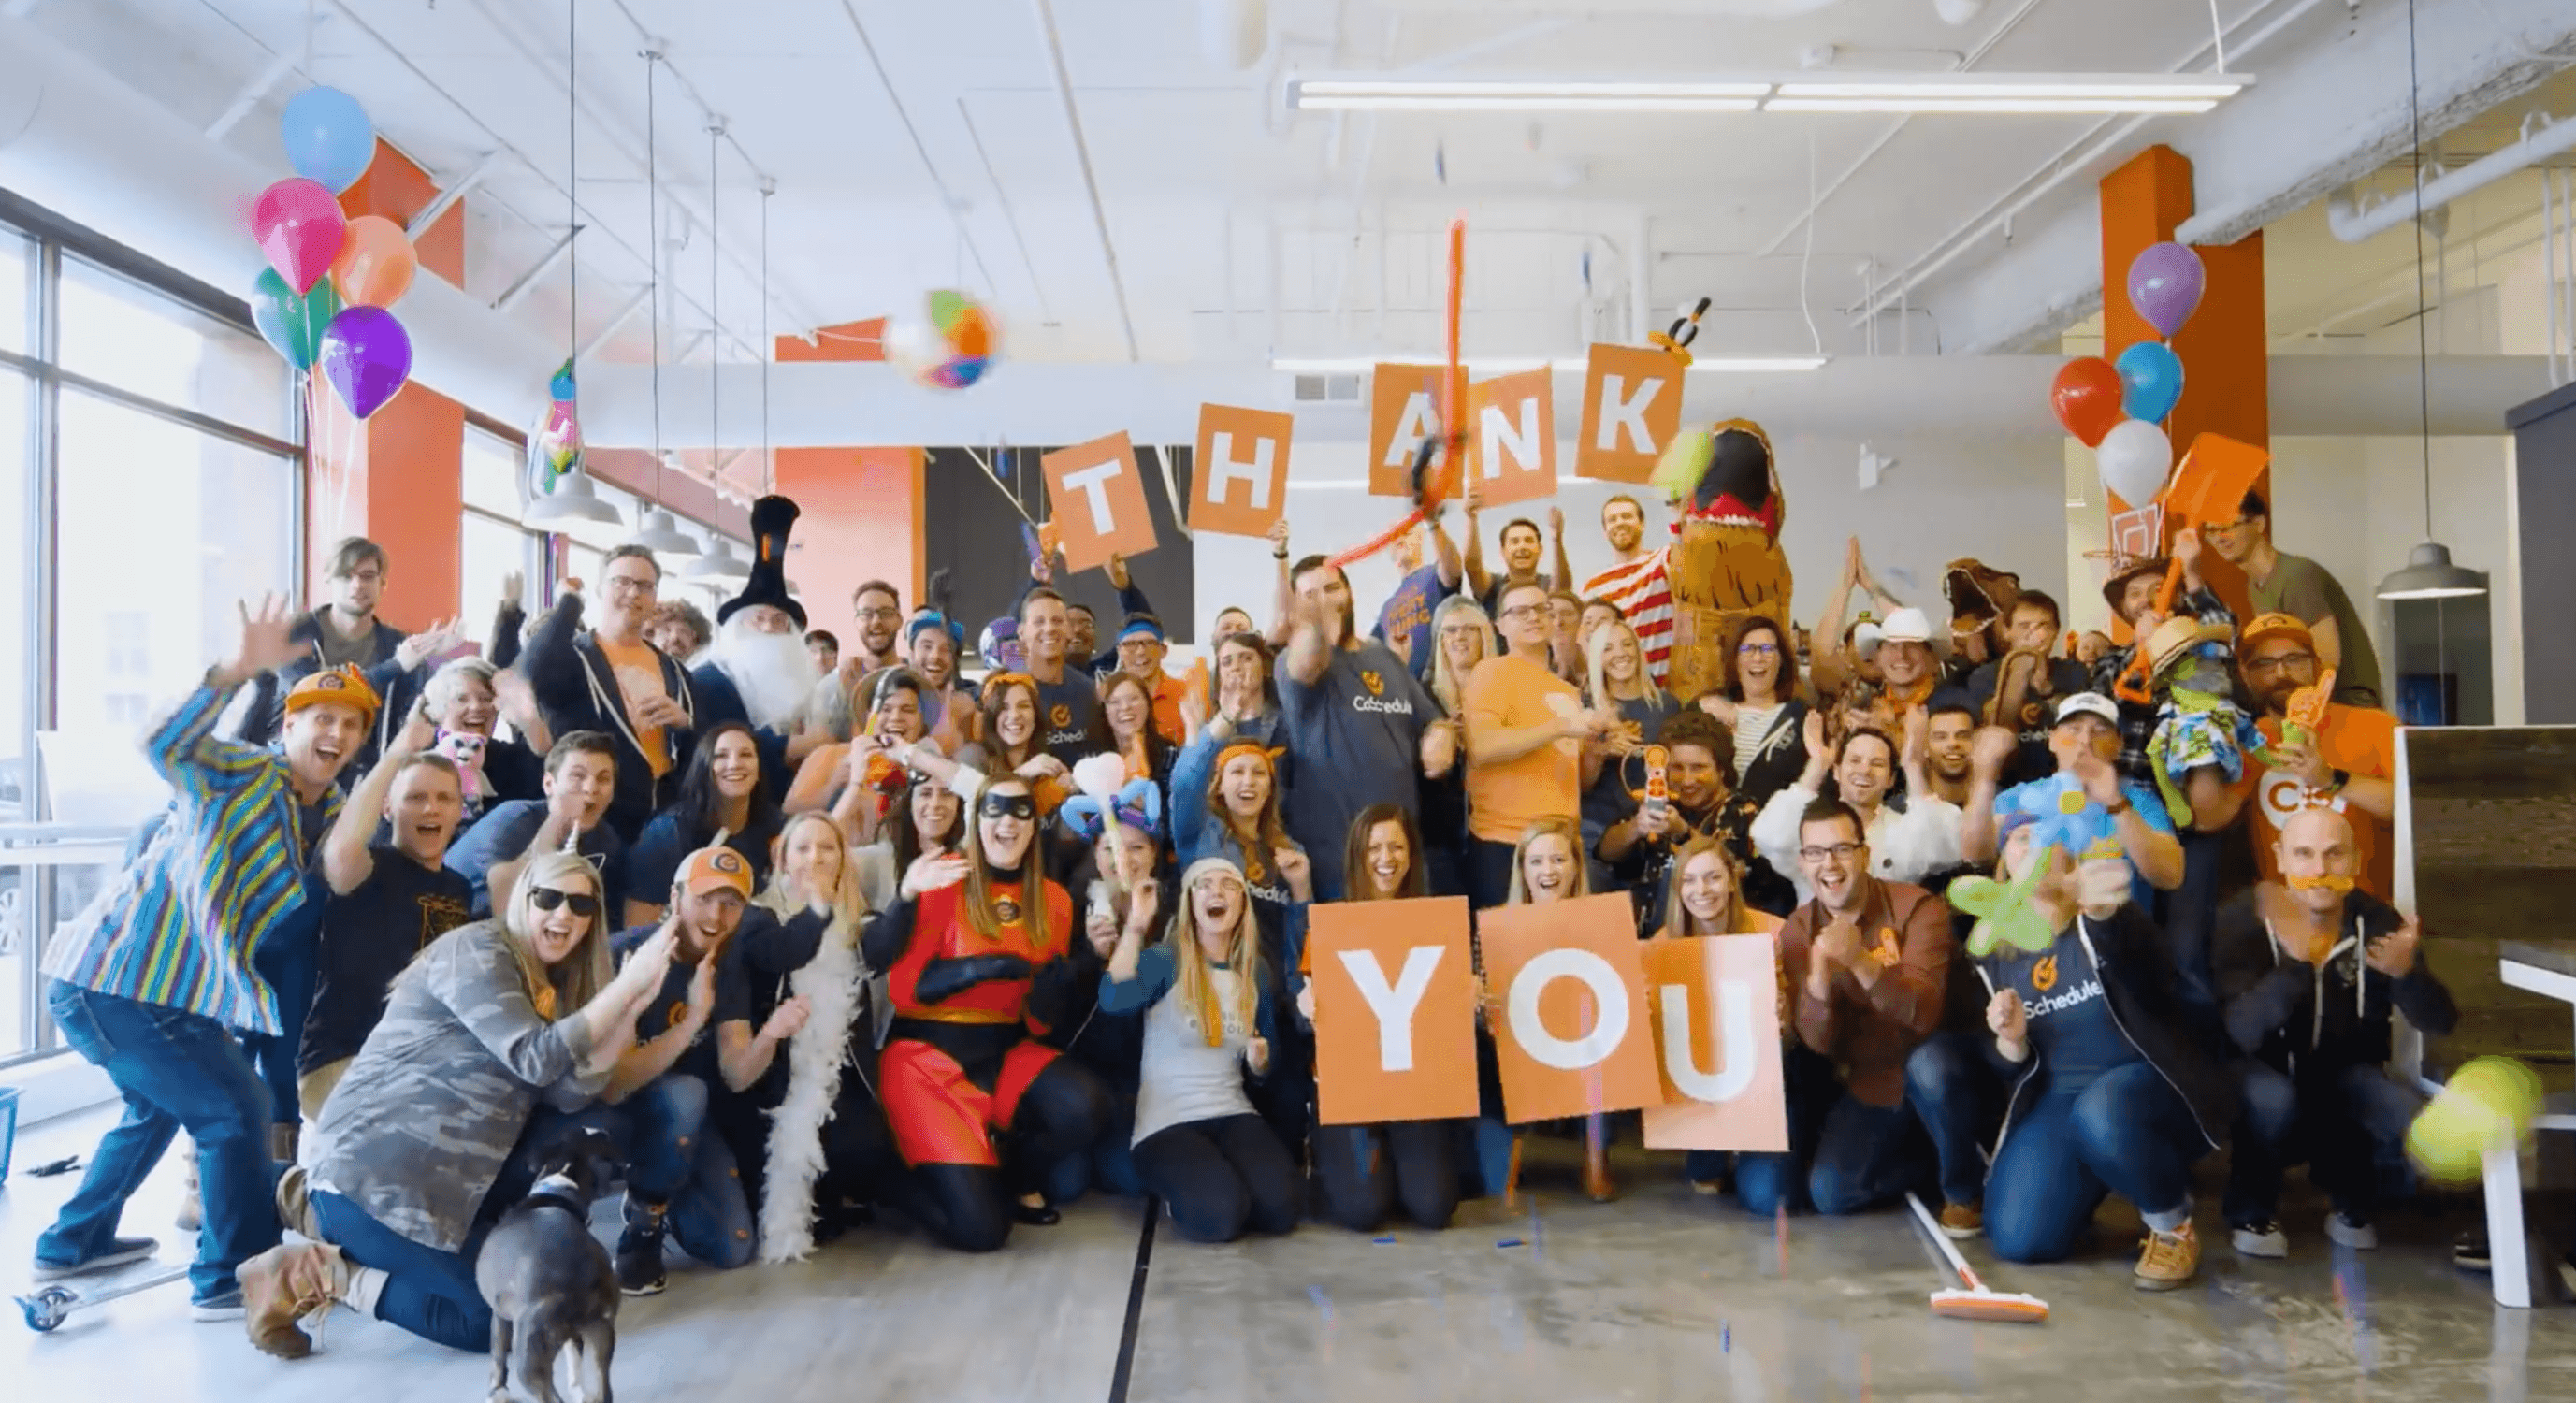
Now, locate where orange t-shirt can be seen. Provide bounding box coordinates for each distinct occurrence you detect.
[2239,702,2400,899]
[596,638,673,777]
[1462,653,1584,845]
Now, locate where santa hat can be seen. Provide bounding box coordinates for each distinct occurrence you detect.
[718,495,806,629]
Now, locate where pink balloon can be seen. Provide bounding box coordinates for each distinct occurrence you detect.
[253,178,347,295]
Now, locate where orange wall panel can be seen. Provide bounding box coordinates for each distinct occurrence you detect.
[774,447,924,644]
[339,139,464,286]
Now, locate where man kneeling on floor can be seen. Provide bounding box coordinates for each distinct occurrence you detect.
[2215,805,2456,1260]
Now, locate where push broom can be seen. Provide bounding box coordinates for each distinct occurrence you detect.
[1904,1193,2049,1323]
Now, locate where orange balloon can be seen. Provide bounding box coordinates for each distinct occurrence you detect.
[329,214,416,308]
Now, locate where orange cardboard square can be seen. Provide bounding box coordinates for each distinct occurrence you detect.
[1189,403,1294,539]
[1468,367,1557,509]
[1310,896,1481,1126]
[1573,343,1682,484]
[1639,935,1791,1152]
[1479,892,1663,1123]
[1368,364,1445,497]
[1041,432,1158,572]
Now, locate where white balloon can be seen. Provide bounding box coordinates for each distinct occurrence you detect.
[2096,418,2174,504]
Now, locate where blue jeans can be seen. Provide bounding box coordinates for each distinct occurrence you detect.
[311,1190,488,1352]
[1905,1031,2006,1208]
[1715,1046,1933,1217]
[1046,1090,1141,1204]
[36,982,279,1303]
[1987,1062,2207,1264]
[524,1076,754,1269]
[240,884,324,1127]
[2225,1061,2423,1226]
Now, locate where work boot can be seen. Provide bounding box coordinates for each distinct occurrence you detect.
[276,1163,321,1240]
[237,1239,350,1359]
[615,1197,671,1296]
[2134,1221,2200,1292]
[268,1121,300,1167]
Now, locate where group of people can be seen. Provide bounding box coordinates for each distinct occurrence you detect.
[26,474,2494,1367]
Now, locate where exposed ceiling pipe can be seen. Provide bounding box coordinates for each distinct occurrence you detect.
[574,284,654,362]
[1034,0,1141,361]
[206,42,309,142]
[2329,110,2576,241]
[407,149,509,239]
[493,224,585,312]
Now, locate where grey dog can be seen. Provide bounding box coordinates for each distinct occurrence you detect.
[475,1125,622,1403]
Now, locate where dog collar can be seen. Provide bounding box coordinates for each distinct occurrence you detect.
[523,1171,588,1216]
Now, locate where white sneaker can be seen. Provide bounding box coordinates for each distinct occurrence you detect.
[2231,1220,2289,1258]
[2325,1212,2377,1250]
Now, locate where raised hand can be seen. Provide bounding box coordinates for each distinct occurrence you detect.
[901,852,970,899]
[1970,726,2019,778]
[232,594,300,677]
[1266,519,1291,556]
[1276,846,1313,902]
[2366,914,2422,978]
[1126,877,1161,934]
[500,571,526,610]
[762,994,812,1043]
[392,707,440,758]
[2069,749,2124,809]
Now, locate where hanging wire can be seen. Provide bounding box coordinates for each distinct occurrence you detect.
[645,48,663,475]
[760,181,774,494]
[710,118,722,499]
[566,0,577,356]
[2406,0,2434,542]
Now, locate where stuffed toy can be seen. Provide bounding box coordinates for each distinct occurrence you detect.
[1636,418,1793,702]
[1647,296,1713,366]
[2143,616,2275,825]
[1060,754,1161,843]
[434,729,489,812]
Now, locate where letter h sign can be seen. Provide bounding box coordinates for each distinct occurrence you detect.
[1189,403,1294,538]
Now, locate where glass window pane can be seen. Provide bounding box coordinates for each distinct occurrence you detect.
[0,228,26,355]
[54,390,294,749]
[564,542,604,596]
[464,427,522,517]
[57,256,288,439]
[461,511,530,647]
[0,370,25,1055]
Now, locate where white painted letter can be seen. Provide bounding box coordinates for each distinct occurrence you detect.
[1596,373,1662,452]
[1658,980,1756,1102]
[1062,459,1124,533]
[1384,391,1437,466]
[1479,397,1542,478]
[1339,947,1443,1072]
[1205,431,1275,509]
[1506,948,1629,1070]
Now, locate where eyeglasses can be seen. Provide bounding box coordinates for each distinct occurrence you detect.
[604,574,658,596]
[1798,843,1863,863]
[857,606,903,622]
[980,792,1038,821]
[1736,642,1781,658]
[1498,604,1541,621]
[528,887,601,918]
[2244,651,2317,674]
[340,568,385,586]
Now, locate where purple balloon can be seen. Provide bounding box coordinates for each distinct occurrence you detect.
[2127,240,2206,339]
[318,306,412,418]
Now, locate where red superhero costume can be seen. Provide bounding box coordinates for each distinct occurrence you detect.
[870,878,1076,1168]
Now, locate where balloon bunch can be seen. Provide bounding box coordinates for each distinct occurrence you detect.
[2048,241,2206,507]
[246,88,416,419]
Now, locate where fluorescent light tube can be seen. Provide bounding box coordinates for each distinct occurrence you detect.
[1287,73,2249,116]
[1766,96,2221,113]
[1272,355,1828,374]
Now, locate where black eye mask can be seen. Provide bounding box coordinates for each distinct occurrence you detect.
[980,792,1038,822]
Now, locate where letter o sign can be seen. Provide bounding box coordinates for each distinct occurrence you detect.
[1506,947,1630,1071]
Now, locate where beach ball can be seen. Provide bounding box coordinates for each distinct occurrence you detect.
[886,289,998,391]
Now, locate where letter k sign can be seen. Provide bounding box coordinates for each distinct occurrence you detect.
[1042,431,1159,572]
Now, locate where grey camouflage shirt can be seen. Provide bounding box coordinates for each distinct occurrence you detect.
[309,921,605,1251]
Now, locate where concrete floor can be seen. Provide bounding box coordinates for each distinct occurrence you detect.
[7,1107,2576,1402]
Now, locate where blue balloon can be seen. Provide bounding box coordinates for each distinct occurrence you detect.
[280,87,376,194]
[2116,340,2185,425]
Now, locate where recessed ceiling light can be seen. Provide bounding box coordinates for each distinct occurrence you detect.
[1285,73,2251,117]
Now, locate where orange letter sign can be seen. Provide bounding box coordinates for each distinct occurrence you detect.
[1468,367,1557,509]
[1478,892,1662,1123]
[1309,897,1481,1125]
[1041,431,1158,572]
[1188,403,1293,539]
[1639,935,1789,1152]
[1574,343,1681,484]
[1368,363,1443,497]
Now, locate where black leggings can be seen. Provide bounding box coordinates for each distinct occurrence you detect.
[1133,1114,1303,1244]
[1313,1120,1459,1233]
[897,1059,1110,1253]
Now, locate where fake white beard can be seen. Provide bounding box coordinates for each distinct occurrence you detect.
[711,619,821,731]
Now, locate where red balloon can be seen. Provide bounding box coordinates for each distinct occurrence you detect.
[2050,356,2123,448]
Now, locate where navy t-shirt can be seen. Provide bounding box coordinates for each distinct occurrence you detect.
[627,808,783,911]
[1373,564,1452,680]
[298,846,475,1074]
[1985,919,2139,1097]
[1034,672,1099,766]
[1277,641,1434,901]
[443,798,628,919]
[610,923,746,1088]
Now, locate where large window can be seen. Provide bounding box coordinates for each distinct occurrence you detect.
[0,205,299,1064]
[461,426,540,640]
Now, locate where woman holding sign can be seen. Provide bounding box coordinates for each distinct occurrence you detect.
[1297,805,1462,1234]
[1100,858,1303,1244]
[1651,836,1783,1196]
[1419,595,1492,898]
[1482,816,1617,1203]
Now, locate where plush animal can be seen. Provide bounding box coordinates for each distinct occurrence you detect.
[1636,418,1793,702]
[434,728,489,810]
[2142,617,2276,825]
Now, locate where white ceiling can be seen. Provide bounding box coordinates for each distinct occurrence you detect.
[24,0,2434,376]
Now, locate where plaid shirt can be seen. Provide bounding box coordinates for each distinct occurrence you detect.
[2090,586,2235,784]
[45,680,339,1034]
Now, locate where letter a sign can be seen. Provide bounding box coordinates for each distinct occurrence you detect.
[1308,896,1480,1124]
[1041,431,1159,573]
[1188,403,1293,538]
[1468,366,1557,510]
[1575,343,1682,484]
[1368,363,1444,498]
[1639,935,1789,1152]
[1479,893,1663,1123]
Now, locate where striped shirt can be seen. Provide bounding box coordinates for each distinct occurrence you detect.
[45,680,339,1034]
[1582,550,1675,687]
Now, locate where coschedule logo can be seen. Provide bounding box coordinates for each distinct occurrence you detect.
[2025,976,2106,1020]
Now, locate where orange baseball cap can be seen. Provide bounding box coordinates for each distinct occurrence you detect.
[2234,612,2314,660]
[282,665,381,725]
[676,846,753,899]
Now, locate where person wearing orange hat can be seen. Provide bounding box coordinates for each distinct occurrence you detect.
[2185,612,2402,901]
[36,599,376,1318]
[586,845,760,1295]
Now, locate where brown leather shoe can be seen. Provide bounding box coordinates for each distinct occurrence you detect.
[238,1240,347,1359]
[1939,1202,1984,1239]
[275,1163,320,1240]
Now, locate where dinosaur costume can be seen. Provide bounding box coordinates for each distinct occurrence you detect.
[1624,418,1794,703]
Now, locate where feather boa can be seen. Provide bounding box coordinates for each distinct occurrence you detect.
[757,914,867,1264]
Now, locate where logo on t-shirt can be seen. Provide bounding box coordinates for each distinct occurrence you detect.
[994,895,1023,924]
[2026,976,2106,1020]
[1361,669,1386,697]
[1050,704,1073,729]
[2259,771,2346,830]
[666,999,689,1034]
[2031,955,2059,991]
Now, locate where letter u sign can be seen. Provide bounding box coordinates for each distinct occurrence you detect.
[1640,935,1790,1152]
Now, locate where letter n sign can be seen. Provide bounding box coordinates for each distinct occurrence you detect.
[1188,403,1293,538]
[1575,343,1682,484]
[1041,431,1159,572]
[1468,367,1557,509]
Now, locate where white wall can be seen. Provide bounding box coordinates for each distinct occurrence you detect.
[1187,434,2069,644]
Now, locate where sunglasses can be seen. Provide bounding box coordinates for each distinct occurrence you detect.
[980,792,1038,821]
[528,887,601,918]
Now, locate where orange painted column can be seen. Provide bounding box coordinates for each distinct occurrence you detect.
[2100,144,2269,621]
[305,138,470,628]
[774,447,925,644]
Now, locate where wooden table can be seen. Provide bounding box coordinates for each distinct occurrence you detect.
[2486,941,2576,1308]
